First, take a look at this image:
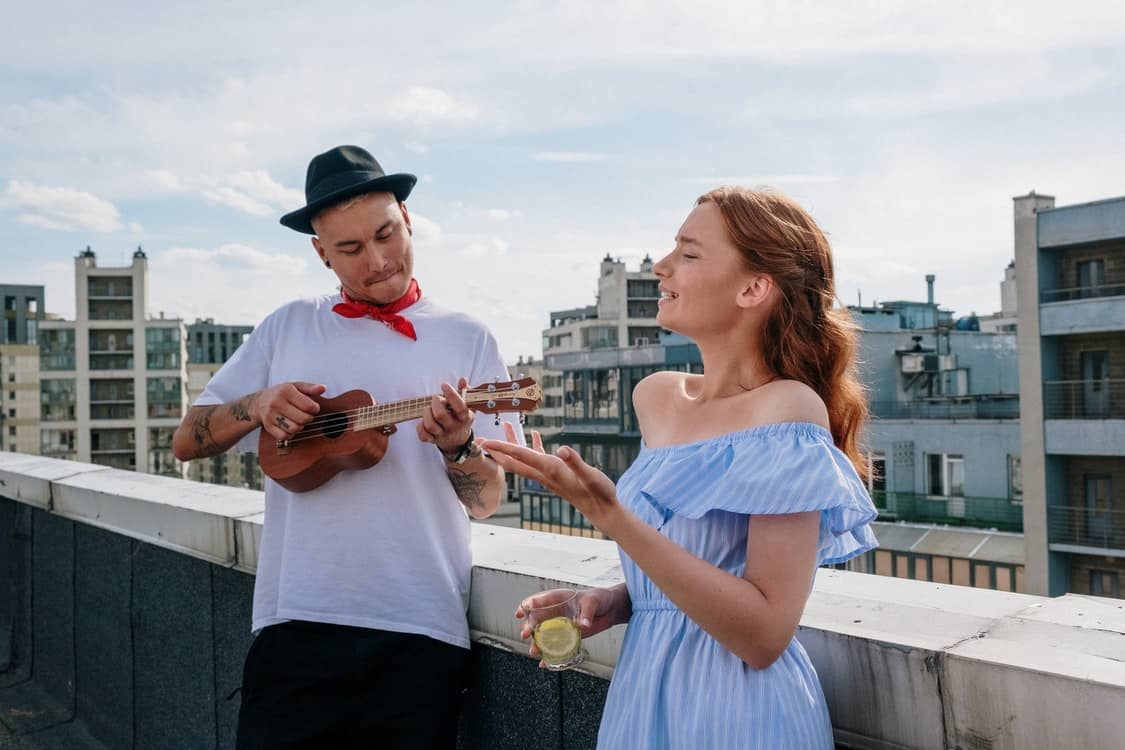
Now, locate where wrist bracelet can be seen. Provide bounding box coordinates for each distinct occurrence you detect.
[441,430,477,464]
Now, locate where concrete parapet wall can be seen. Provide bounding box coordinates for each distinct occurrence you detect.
[2,453,1124,749]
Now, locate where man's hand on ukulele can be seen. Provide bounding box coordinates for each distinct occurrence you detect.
[419,377,474,454]
[255,382,326,441]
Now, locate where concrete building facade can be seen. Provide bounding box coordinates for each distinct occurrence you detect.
[0,345,41,455]
[1016,191,1125,598]
[37,247,188,477]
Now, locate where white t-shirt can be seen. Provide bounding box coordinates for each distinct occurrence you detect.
[195,292,523,648]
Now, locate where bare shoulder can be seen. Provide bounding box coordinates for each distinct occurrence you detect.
[632,370,688,409]
[752,379,830,430]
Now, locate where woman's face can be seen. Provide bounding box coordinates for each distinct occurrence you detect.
[652,201,757,337]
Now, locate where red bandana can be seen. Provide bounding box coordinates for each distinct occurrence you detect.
[332,279,422,340]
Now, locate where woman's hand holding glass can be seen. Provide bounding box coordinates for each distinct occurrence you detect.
[516,587,626,669]
[482,424,622,532]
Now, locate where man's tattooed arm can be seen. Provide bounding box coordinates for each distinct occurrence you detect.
[230,395,254,422]
[173,393,261,462]
[189,405,222,457]
[447,467,488,514]
[443,443,506,518]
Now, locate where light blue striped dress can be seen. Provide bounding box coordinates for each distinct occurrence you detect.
[597,422,878,749]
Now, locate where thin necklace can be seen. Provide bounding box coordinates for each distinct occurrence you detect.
[738,374,779,393]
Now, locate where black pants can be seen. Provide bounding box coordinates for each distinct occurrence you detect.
[235,620,471,750]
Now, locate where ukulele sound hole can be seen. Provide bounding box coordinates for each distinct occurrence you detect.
[321,412,349,440]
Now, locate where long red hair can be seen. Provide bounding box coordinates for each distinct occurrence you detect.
[697,187,868,480]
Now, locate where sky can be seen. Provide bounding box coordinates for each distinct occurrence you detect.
[3,0,1124,362]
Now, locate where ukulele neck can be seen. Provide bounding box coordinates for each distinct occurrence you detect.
[354,397,435,431]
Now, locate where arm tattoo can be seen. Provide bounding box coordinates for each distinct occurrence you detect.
[447,467,488,513]
[230,396,254,422]
[190,405,221,456]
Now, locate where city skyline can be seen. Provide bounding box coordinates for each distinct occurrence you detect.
[3,1,1125,359]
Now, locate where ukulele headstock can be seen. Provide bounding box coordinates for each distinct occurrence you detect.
[463,377,542,414]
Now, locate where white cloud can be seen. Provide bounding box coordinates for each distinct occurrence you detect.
[404,142,430,154]
[486,209,519,222]
[159,244,307,275]
[6,180,122,232]
[409,212,443,245]
[688,175,841,186]
[199,170,304,216]
[389,87,478,125]
[146,169,182,191]
[532,151,609,162]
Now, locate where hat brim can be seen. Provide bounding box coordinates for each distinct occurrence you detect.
[279,173,417,234]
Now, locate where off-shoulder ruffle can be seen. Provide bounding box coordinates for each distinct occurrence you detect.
[617,422,878,565]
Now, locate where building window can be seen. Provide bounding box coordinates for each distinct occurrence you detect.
[926,453,964,497]
[1090,570,1120,597]
[1076,259,1105,297]
[868,452,886,493]
[1008,455,1023,502]
[581,326,618,350]
[1085,474,1113,542]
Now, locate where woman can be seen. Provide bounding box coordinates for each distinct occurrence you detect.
[481,187,877,748]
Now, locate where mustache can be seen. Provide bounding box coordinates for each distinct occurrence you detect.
[362,269,402,285]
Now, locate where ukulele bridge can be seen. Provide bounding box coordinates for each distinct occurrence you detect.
[274,439,291,455]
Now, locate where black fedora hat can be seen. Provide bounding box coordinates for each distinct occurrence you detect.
[279,145,417,234]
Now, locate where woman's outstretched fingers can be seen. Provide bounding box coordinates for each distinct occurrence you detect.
[531,430,544,452]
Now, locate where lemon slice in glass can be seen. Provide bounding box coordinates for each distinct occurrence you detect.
[533,616,582,667]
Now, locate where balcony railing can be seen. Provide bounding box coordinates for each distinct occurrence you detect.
[1041,281,1125,303]
[869,396,1020,420]
[873,490,1024,532]
[1048,504,1125,552]
[520,488,601,537]
[1044,379,1125,419]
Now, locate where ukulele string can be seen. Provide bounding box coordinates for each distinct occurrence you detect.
[273,392,529,445]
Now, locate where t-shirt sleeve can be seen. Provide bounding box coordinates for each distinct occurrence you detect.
[468,327,527,447]
[193,317,274,454]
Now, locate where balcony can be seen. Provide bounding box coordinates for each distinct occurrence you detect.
[1044,379,1125,457]
[1040,283,1125,336]
[1045,379,1125,419]
[870,396,1019,421]
[1048,504,1125,556]
[89,353,135,370]
[520,487,602,538]
[873,491,1024,532]
[2,453,1125,749]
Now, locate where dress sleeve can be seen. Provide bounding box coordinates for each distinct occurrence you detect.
[625,423,878,565]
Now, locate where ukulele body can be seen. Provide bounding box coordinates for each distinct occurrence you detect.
[257,389,396,493]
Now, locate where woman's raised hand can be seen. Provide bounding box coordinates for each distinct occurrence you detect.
[481,423,621,530]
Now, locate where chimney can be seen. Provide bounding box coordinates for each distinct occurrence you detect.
[925,274,935,305]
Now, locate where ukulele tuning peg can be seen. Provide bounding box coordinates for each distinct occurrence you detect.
[519,413,526,425]
[494,414,501,426]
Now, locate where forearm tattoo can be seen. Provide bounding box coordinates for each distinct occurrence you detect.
[447,467,488,513]
[190,405,221,456]
[230,396,254,422]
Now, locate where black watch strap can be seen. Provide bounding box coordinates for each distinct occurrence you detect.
[441,430,477,464]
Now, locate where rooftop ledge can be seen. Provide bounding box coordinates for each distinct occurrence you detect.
[2,452,1125,749]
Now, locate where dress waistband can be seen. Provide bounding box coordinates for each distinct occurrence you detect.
[631,599,680,613]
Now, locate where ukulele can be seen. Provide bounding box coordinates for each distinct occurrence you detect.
[257,377,541,492]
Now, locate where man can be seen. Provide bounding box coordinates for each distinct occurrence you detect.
[172,145,522,749]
